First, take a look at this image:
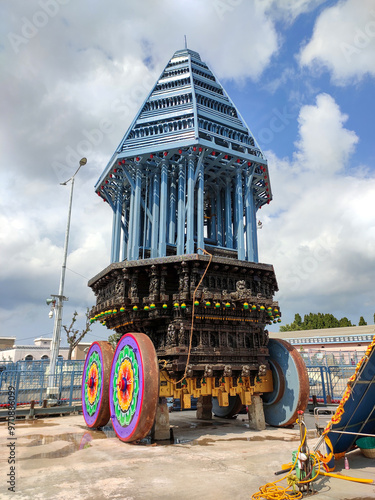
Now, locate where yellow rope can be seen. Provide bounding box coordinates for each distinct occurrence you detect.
[251,415,373,499]
[251,480,303,500]
[158,359,168,370]
[251,420,319,500]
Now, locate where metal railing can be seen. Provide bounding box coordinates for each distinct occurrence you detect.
[0,360,84,408]
[306,364,357,404]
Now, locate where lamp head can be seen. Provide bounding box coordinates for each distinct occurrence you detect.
[79,157,87,167]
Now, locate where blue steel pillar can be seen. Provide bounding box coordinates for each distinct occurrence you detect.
[158,160,168,257]
[252,195,259,263]
[121,203,129,261]
[132,167,142,260]
[186,155,196,254]
[177,162,186,255]
[110,184,123,263]
[225,181,233,248]
[151,171,160,258]
[127,183,134,261]
[197,160,204,254]
[235,169,245,260]
[168,168,177,245]
[232,188,238,250]
[146,175,152,248]
[245,172,258,262]
[216,187,223,246]
[110,211,117,263]
[210,195,216,241]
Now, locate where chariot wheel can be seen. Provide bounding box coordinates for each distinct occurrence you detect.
[212,395,244,418]
[82,341,114,428]
[263,338,309,427]
[109,332,159,442]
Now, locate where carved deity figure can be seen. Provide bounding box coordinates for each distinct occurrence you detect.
[230,280,252,300]
[149,276,159,295]
[178,322,186,345]
[166,323,176,346]
[115,279,124,296]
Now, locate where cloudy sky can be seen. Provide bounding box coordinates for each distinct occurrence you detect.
[1,0,374,347]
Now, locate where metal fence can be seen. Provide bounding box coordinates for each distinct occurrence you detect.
[306,364,357,403]
[0,360,84,408]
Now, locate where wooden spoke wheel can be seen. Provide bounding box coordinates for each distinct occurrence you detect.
[82,341,114,428]
[109,332,159,442]
[212,395,244,418]
[263,338,309,427]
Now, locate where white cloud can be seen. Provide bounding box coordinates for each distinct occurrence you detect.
[299,0,375,84]
[261,0,326,23]
[259,93,375,324]
[293,93,358,174]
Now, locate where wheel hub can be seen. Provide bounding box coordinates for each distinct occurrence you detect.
[119,377,127,392]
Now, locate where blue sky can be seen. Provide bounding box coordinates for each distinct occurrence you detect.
[0,0,374,349]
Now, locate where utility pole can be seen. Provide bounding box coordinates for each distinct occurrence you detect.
[47,158,87,402]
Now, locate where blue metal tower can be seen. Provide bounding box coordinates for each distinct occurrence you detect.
[95,48,271,264]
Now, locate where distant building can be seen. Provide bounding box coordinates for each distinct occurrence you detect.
[72,342,92,360]
[0,337,16,350]
[0,337,91,362]
[270,324,375,352]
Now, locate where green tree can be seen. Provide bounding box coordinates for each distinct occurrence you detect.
[63,309,92,360]
[359,316,367,326]
[339,317,353,327]
[279,313,304,332]
[279,324,292,332]
[279,312,357,332]
[294,313,302,327]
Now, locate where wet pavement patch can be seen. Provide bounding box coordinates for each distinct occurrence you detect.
[17,424,118,460]
[14,417,286,459]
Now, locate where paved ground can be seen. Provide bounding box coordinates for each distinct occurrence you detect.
[1,411,375,500]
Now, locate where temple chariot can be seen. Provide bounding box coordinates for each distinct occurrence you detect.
[82,48,309,442]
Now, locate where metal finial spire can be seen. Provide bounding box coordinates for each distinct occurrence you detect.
[184,35,187,49]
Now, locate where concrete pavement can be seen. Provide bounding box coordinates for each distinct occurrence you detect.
[1,411,375,500]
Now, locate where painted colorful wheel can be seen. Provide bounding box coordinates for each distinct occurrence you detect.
[109,332,159,442]
[263,338,309,427]
[212,395,244,418]
[82,341,114,428]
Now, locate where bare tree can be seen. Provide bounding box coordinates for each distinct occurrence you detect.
[108,332,121,350]
[63,308,92,360]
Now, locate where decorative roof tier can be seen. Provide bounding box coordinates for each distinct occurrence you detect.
[95,49,272,264]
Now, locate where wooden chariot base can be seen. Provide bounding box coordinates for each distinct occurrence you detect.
[83,254,309,441]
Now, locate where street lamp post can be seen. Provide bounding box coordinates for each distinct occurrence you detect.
[47,158,87,401]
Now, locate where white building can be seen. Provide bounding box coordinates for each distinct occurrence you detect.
[0,337,71,362]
